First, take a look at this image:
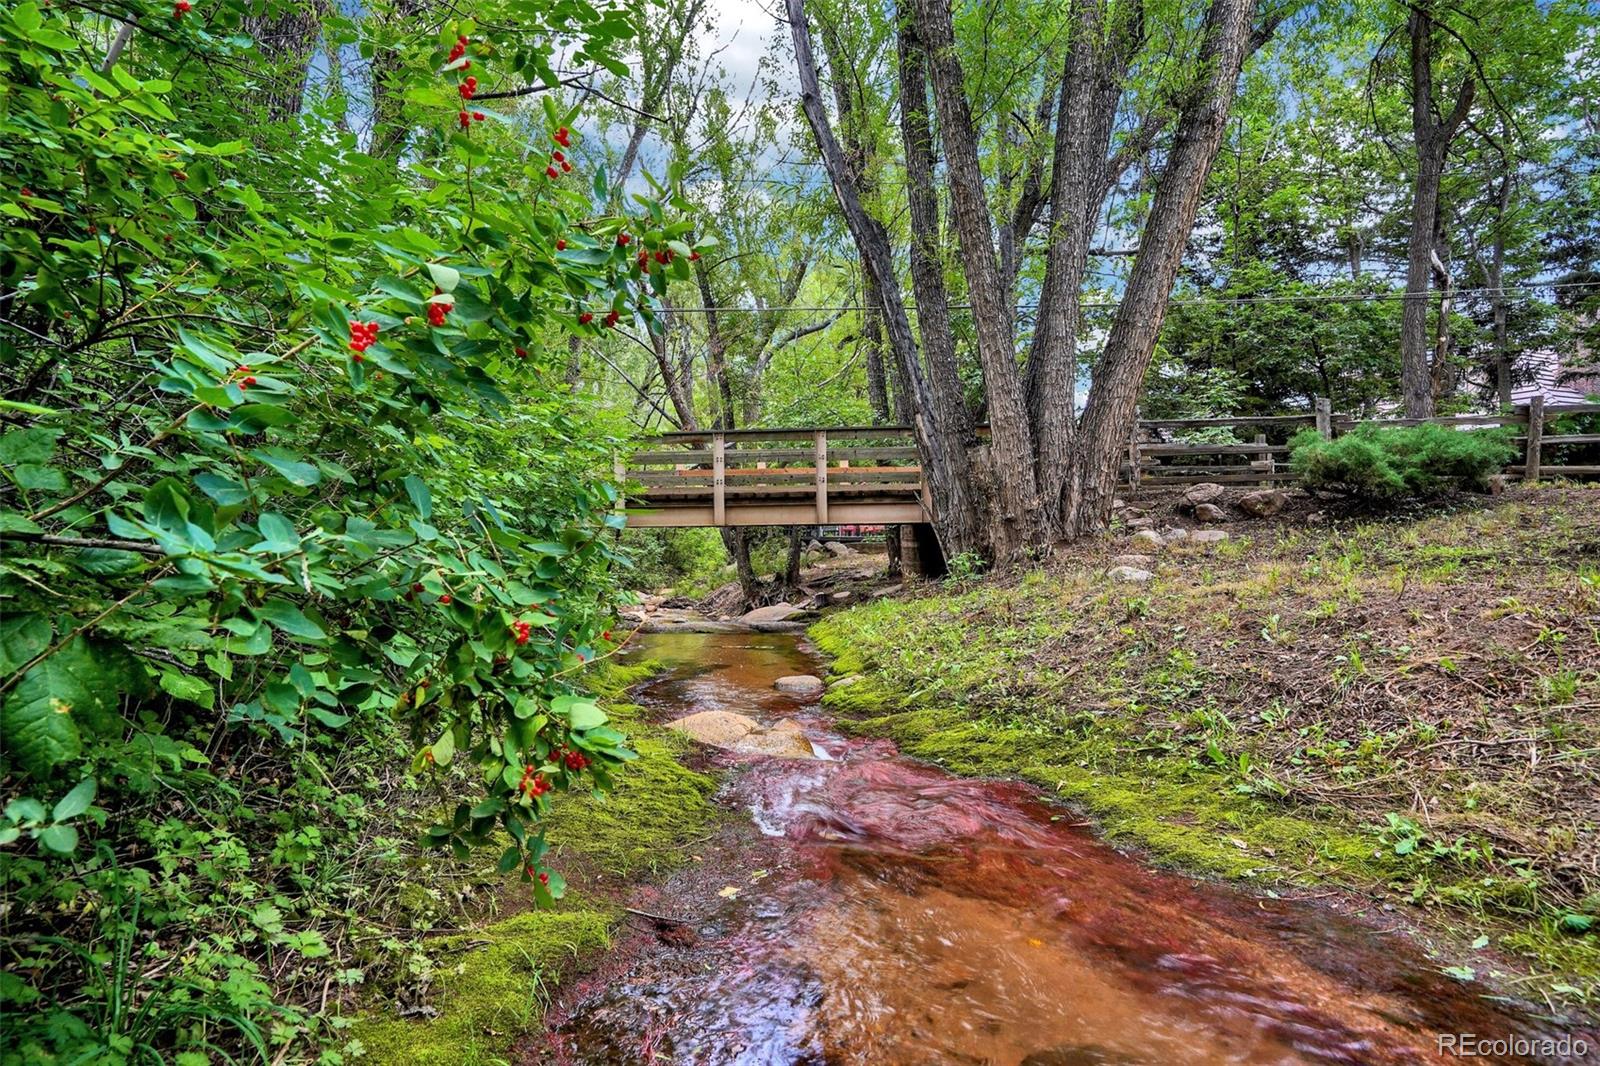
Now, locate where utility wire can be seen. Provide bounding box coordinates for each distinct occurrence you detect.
[644,280,1600,316]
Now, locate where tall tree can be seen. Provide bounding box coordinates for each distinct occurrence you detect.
[1396,1,1475,418]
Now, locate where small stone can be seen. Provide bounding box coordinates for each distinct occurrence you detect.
[1306,510,1327,526]
[1126,515,1155,529]
[1160,527,1190,543]
[1106,565,1153,583]
[1182,482,1225,508]
[1190,530,1229,545]
[823,541,857,557]
[1236,489,1287,517]
[1112,554,1154,567]
[828,674,864,689]
[1111,497,1127,510]
[774,674,824,694]
[1193,503,1228,523]
[1129,529,1164,549]
[667,710,758,746]
[1485,474,1509,496]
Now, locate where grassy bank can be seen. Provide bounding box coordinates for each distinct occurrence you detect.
[811,488,1599,1008]
[350,661,719,1065]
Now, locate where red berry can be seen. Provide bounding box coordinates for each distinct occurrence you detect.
[539,872,550,885]
[19,188,32,198]
[459,111,470,128]
[439,593,452,604]
[242,375,256,386]
[690,250,701,260]
[616,232,630,246]
[546,165,558,179]
[552,150,565,163]
[515,346,528,358]
[560,160,571,173]
[579,312,593,324]
[412,582,424,593]
[352,352,365,363]
[459,34,468,44]
[473,111,484,122]
[556,238,566,250]
[461,59,470,70]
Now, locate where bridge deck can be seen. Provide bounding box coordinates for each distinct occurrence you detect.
[622,427,930,528]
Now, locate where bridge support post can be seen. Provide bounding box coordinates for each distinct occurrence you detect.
[712,433,726,525]
[897,523,945,579]
[814,429,828,525]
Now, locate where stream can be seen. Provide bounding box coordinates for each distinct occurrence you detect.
[539,631,1592,1065]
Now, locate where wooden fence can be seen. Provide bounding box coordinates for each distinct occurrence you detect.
[1123,397,1600,487]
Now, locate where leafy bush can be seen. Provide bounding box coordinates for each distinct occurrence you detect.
[619,528,729,592]
[0,0,709,1060]
[1288,423,1517,502]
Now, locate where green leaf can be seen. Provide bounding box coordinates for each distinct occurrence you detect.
[50,778,96,822]
[426,263,460,293]
[0,613,50,674]
[0,427,57,465]
[1,637,144,777]
[403,475,432,520]
[255,512,300,552]
[552,694,606,730]
[250,448,321,487]
[431,728,455,767]
[37,823,78,855]
[253,599,326,641]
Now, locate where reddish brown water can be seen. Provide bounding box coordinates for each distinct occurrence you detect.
[540,632,1594,1065]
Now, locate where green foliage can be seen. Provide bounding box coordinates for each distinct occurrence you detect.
[0,0,713,1059]
[619,527,728,591]
[1288,424,1517,502]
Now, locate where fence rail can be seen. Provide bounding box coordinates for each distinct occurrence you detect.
[621,399,1600,526]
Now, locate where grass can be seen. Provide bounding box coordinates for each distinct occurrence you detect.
[812,487,1600,1009]
[348,659,719,1064]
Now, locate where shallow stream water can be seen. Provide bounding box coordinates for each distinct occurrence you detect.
[539,631,1591,1065]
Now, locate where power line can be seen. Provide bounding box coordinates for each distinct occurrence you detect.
[648,280,1600,316]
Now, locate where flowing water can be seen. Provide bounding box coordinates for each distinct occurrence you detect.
[541,631,1593,1066]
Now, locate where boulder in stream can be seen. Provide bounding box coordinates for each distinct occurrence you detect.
[775,674,824,694]
[666,710,815,758]
[739,602,803,625]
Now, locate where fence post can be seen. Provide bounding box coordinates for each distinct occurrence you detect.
[1314,396,1332,438]
[612,452,625,517]
[814,429,829,525]
[1524,396,1543,483]
[1127,405,1142,487]
[712,432,726,525]
[1255,432,1271,487]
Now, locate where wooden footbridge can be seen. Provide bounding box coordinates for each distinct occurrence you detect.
[619,399,1600,530]
[620,427,930,528]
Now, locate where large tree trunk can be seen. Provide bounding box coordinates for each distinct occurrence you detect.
[368,0,424,161]
[244,1,327,122]
[1060,0,1256,535]
[909,0,1043,556]
[896,22,971,441]
[788,0,983,559]
[1399,2,1475,419]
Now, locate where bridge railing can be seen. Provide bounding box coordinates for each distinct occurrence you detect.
[624,426,926,527]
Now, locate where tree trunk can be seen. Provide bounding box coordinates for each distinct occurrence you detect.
[244,2,327,123]
[1061,0,1256,535]
[789,0,982,559]
[1399,2,1475,419]
[909,0,1043,556]
[368,0,424,161]
[1490,154,1513,409]
[896,22,971,441]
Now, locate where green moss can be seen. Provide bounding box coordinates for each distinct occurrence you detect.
[350,909,612,1066]
[545,707,718,878]
[808,500,1600,1001]
[351,665,718,1064]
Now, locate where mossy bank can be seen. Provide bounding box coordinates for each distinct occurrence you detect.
[811,488,1600,1010]
[350,661,719,1065]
